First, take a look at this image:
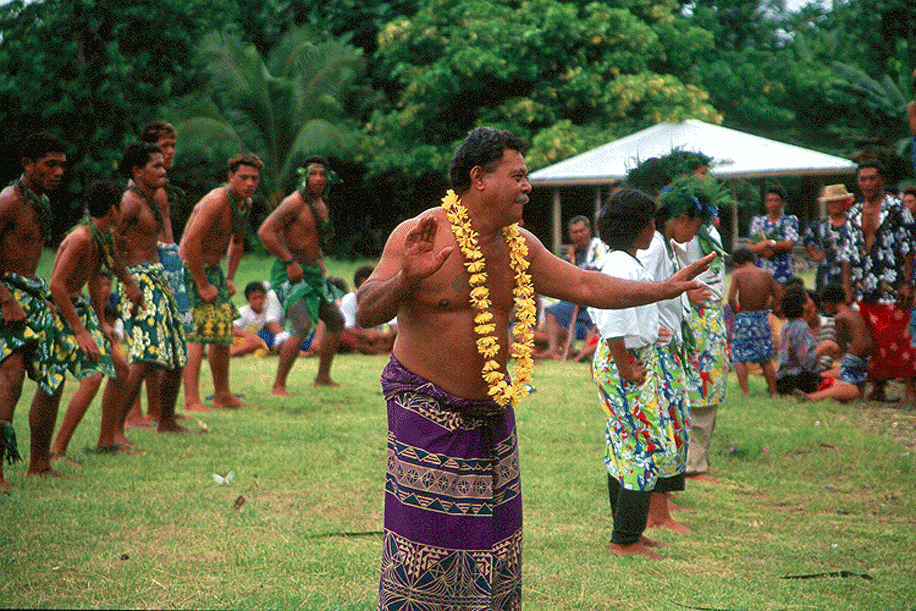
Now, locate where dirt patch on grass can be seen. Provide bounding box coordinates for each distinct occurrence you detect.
[854,403,916,451]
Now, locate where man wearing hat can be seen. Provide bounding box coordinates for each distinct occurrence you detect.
[802,184,856,294]
[843,160,916,403]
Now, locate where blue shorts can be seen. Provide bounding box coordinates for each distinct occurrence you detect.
[546,300,592,340]
[839,353,868,385]
[732,310,774,363]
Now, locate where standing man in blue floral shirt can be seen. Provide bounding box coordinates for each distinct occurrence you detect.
[843,160,916,403]
[748,186,798,284]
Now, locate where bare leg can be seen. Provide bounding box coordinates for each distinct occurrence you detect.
[182,342,209,412]
[541,313,564,359]
[157,367,187,433]
[734,362,750,395]
[645,491,691,533]
[0,352,26,488]
[271,334,302,396]
[761,360,778,397]
[314,330,341,387]
[145,369,163,421]
[868,379,888,402]
[905,377,916,404]
[99,361,152,449]
[796,380,861,402]
[608,540,664,560]
[25,384,65,478]
[51,374,102,458]
[210,345,248,407]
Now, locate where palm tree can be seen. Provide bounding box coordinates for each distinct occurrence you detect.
[170,27,364,207]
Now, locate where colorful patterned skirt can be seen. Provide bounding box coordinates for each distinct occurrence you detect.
[187,263,238,345]
[654,344,690,480]
[686,304,729,407]
[593,341,679,492]
[61,296,116,380]
[124,263,187,369]
[0,273,67,396]
[379,356,522,611]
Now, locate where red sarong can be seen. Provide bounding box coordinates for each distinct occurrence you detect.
[858,301,916,380]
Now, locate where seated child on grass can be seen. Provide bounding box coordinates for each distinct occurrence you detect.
[728,248,781,396]
[794,283,872,402]
[775,285,835,394]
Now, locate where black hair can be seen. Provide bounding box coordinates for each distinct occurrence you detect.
[596,188,655,251]
[857,158,886,179]
[448,127,528,194]
[820,283,845,305]
[84,180,122,219]
[121,142,162,178]
[302,155,331,169]
[731,248,754,265]
[806,288,821,312]
[783,276,805,289]
[764,184,787,202]
[568,215,590,230]
[327,276,348,293]
[140,121,175,144]
[353,264,374,288]
[22,132,67,161]
[244,281,266,299]
[782,285,807,319]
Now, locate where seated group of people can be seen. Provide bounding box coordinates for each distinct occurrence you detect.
[230,264,397,358]
[729,248,871,402]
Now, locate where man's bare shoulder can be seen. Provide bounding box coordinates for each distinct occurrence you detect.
[0,184,20,206]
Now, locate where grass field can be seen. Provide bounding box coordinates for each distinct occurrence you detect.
[3,253,915,610]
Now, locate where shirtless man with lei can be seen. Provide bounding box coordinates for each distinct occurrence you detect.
[356,127,713,610]
[107,142,189,447]
[180,154,262,411]
[257,155,345,394]
[0,132,68,488]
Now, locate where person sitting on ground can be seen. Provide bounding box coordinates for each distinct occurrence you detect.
[728,248,781,396]
[794,284,872,402]
[804,289,841,373]
[775,285,835,395]
[232,281,290,357]
[339,265,397,355]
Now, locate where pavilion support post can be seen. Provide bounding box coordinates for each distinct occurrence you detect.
[731,182,739,251]
[552,188,562,255]
[594,186,602,222]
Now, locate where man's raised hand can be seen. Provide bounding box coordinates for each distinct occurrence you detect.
[402,216,453,285]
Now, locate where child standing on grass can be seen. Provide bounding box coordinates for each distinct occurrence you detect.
[588,188,672,560]
[794,284,871,402]
[728,248,781,396]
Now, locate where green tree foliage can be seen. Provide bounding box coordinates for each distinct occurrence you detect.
[360,0,721,186]
[0,0,221,237]
[167,27,365,209]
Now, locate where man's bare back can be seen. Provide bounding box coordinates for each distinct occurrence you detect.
[729,265,780,313]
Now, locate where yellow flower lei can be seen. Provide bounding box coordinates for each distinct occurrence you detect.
[441,189,536,407]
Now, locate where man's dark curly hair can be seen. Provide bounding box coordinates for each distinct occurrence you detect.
[448,127,528,194]
[596,188,656,251]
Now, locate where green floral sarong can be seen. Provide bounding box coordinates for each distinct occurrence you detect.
[60,296,116,380]
[187,264,238,345]
[0,273,67,395]
[269,259,344,332]
[124,262,187,369]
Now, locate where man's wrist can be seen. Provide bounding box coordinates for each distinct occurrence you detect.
[283,258,295,266]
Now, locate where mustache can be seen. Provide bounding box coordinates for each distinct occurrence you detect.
[516,195,529,205]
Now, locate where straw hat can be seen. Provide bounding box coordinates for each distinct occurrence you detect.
[818,184,854,203]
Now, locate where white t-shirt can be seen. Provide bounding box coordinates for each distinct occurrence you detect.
[235,289,283,331]
[339,291,397,329]
[637,231,688,344]
[672,226,725,302]
[588,250,658,349]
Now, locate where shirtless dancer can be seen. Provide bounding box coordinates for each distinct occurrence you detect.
[0,132,69,487]
[103,142,189,447]
[180,154,262,410]
[257,156,345,394]
[125,122,192,427]
[49,181,143,461]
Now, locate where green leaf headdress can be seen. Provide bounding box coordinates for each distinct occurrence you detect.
[657,175,730,271]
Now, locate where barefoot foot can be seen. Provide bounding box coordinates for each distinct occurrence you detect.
[184,402,212,413]
[609,541,664,560]
[269,387,292,397]
[50,452,82,468]
[647,517,692,533]
[313,378,341,388]
[25,466,66,478]
[686,472,720,483]
[156,420,189,433]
